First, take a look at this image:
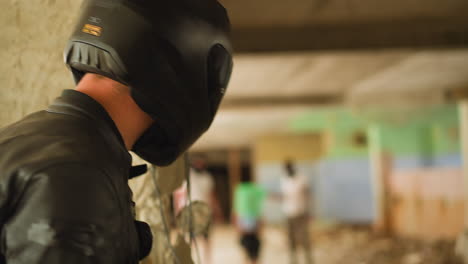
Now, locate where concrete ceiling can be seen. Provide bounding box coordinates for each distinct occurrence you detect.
[221,0,468,27]
[221,0,468,52]
[221,49,468,108]
[349,49,468,107]
[195,0,468,150]
[193,48,468,150]
[223,50,411,103]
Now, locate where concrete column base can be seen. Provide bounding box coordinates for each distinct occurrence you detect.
[456,231,468,263]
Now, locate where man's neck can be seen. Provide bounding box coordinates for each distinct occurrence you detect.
[99,93,153,150]
[75,74,154,150]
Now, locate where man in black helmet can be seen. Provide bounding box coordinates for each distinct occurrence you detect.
[0,0,233,263]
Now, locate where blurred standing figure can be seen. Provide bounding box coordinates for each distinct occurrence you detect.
[281,160,313,264]
[233,174,266,264]
[174,156,221,264]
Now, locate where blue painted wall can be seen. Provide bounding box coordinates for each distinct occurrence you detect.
[256,159,373,223]
[315,158,373,222]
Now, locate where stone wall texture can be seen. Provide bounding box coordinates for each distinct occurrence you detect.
[0,0,83,127]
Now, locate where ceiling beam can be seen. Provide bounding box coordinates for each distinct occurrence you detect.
[231,18,468,53]
[220,95,342,109]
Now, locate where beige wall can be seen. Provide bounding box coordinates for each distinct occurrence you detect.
[0,0,82,127]
[253,133,324,163]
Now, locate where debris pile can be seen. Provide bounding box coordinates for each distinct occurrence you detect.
[314,226,463,264]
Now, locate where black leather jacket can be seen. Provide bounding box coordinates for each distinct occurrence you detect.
[0,90,144,263]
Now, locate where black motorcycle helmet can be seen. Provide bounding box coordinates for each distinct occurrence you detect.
[64,0,233,165]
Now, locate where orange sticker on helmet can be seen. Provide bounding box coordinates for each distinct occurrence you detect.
[82,24,102,37]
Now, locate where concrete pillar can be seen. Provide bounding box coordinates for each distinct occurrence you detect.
[368,125,390,233]
[460,101,468,228]
[227,149,242,211]
[368,125,383,231]
[456,101,468,262]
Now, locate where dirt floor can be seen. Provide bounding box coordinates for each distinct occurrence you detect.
[313,226,462,264]
[210,224,463,264]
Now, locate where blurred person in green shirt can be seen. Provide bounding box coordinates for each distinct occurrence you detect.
[233,173,266,264]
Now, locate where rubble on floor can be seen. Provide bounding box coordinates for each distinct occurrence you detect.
[313,226,463,264]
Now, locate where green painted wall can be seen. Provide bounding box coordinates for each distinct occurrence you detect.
[378,104,460,156]
[290,108,368,159]
[289,104,460,160]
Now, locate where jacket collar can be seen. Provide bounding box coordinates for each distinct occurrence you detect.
[47,89,131,164]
